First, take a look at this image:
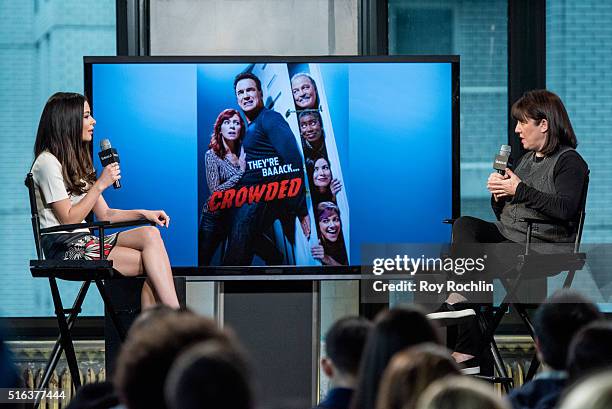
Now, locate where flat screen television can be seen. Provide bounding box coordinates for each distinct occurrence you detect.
[85,56,459,272]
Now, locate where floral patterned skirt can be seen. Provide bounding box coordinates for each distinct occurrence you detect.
[41,232,119,260]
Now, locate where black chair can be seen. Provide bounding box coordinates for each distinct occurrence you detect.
[25,173,153,395]
[430,172,589,390]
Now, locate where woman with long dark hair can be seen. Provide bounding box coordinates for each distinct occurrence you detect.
[31,92,179,308]
[351,307,441,409]
[306,156,342,205]
[200,109,246,265]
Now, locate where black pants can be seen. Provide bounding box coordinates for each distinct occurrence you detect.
[451,216,525,280]
[450,216,523,357]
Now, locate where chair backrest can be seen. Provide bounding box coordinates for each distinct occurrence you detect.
[25,173,44,260]
[574,170,590,252]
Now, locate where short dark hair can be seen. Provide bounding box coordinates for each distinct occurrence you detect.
[165,340,253,409]
[114,311,232,409]
[511,89,578,155]
[234,72,262,92]
[298,109,322,125]
[533,290,601,370]
[568,320,612,382]
[325,316,372,375]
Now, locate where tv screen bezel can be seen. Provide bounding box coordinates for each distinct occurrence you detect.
[84,55,460,279]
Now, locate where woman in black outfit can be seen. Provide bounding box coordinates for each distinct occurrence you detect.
[436,89,588,371]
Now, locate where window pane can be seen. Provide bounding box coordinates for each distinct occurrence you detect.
[0,0,116,317]
[389,0,508,221]
[547,0,612,243]
[150,0,358,55]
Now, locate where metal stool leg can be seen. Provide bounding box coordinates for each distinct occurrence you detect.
[38,281,90,390]
[48,277,82,389]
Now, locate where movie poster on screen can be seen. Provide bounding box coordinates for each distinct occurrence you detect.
[196,63,350,267]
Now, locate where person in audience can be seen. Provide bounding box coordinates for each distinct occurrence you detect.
[311,202,348,265]
[315,317,373,409]
[164,339,252,409]
[200,108,246,265]
[417,376,511,409]
[291,72,319,111]
[307,156,342,205]
[299,110,327,160]
[375,344,460,409]
[114,310,235,409]
[507,290,602,409]
[350,306,441,409]
[557,371,612,409]
[66,306,181,409]
[31,92,179,308]
[567,320,612,382]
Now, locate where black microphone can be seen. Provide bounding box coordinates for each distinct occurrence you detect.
[493,144,511,175]
[98,139,121,189]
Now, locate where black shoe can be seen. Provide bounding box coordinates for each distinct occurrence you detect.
[427,302,476,326]
[458,356,481,375]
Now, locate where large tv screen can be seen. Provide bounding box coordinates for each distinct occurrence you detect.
[85,56,459,269]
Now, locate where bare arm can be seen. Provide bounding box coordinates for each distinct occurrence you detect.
[49,163,120,225]
[93,196,170,227]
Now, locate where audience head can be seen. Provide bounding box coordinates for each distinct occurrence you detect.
[375,344,459,409]
[533,289,601,370]
[351,306,441,409]
[114,310,232,409]
[567,320,612,381]
[557,371,612,409]
[165,339,252,409]
[322,316,373,386]
[416,376,510,409]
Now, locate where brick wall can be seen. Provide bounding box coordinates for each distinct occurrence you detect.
[0,0,115,317]
[547,0,612,243]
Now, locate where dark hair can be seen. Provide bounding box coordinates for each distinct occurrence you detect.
[208,109,245,158]
[307,155,333,196]
[115,310,232,409]
[165,340,252,409]
[376,344,459,409]
[351,306,441,409]
[533,290,601,370]
[298,109,323,125]
[325,316,373,376]
[567,321,612,382]
[34,92,96,195]
[234,72,262,92]
[511,89,578,155]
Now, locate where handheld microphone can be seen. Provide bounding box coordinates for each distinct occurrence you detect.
[493,144,511,175]
[98,139,121,189]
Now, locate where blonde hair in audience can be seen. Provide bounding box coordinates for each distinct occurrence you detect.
[557,371,612,409]
[416,376,510,409]
[375,344,459,409]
